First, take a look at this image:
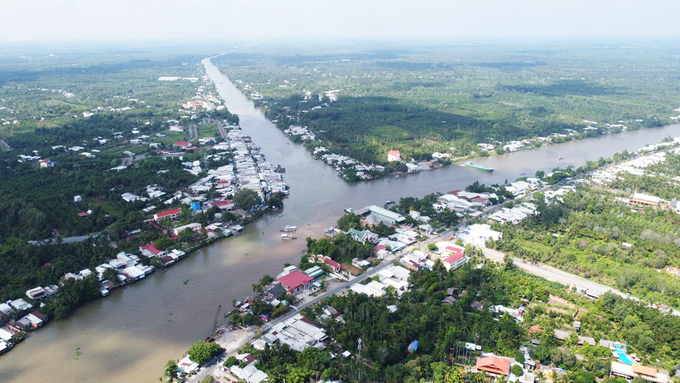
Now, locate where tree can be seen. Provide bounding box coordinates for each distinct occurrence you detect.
[427,243,438,251]
[511,365,524,377]
[267,191,285,209]
[224,355,237,367]
[503,253,515,270]
[103,267,121,286]
[187,341,223,365]
[233,189,261,211]
[164,360,178,381]
[337,213,361,231]
[178,227,195,242]
[200,376,215,383]
[155,236,174,250]
[535,170,545,178]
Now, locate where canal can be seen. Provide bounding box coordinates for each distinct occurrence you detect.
[1,56,680,382]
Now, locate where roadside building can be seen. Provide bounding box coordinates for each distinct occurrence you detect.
[277,271,314,294]
[153,208,181,221]
[629,192,661,207]
[367,205,406,225]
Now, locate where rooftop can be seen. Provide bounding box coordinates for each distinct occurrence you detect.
[277,271,314,289]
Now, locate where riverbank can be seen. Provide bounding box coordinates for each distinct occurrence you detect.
[171,132,680,381]
[0,117,290,360]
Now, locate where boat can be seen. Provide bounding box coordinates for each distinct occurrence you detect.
[558,156,564,160]
[464,161,494,172]
[281,234,297,240]
[275,164,286,173]
[386,200,394,205]
[222,229,233,237]
[344,208,353,213]
[280,225,297,232]
[394,174,400,179]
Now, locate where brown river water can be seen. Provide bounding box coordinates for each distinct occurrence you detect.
[1,57,679,382]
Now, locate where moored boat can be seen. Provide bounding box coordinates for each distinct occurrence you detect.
[464,161,494,172]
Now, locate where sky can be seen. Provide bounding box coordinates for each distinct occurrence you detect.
[2,0,680,42]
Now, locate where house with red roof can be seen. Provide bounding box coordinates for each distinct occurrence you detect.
[140,243,167,258]
[441,244,467,271]
[476,355,510,376]
[277,271,314,294]
[472,197,491,206]
[322,256,340,272]
[174,142,190,148]
[387,150,401,162]
[154,208,181,222]
[210,200,235,211]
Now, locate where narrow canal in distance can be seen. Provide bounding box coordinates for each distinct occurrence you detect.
[2,56,680,383]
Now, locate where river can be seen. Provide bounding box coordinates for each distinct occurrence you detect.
[2,56,680,383]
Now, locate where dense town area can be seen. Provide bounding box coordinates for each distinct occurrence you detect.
[0,72,291,356]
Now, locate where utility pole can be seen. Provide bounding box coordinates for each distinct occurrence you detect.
[358,337,362,383]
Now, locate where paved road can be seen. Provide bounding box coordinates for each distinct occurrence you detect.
[28,233,100,245]
[188,124,198,142]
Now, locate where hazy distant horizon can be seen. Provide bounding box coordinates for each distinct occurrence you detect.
[2,0,680,43]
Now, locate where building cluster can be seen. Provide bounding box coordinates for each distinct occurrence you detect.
[350,265,411,298]
[284,125,316,141]
[189,126,289,199]
[436,190,496,215]
[488,203,537,225]
[177,80,223,116]
[314,146,386,180]
[590,148,672,184]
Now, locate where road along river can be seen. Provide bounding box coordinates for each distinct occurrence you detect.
[2,56,680,383]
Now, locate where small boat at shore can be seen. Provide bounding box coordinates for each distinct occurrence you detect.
[281,234,297,240]
[280,225,297,232]
[464,161,494,172]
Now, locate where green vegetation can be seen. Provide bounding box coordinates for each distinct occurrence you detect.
[164,360,178,381]
[187,341,223,365]
[491,186,680,307]
[214,42,680,164]
[305,233,376,265]
[235,260,680,382]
